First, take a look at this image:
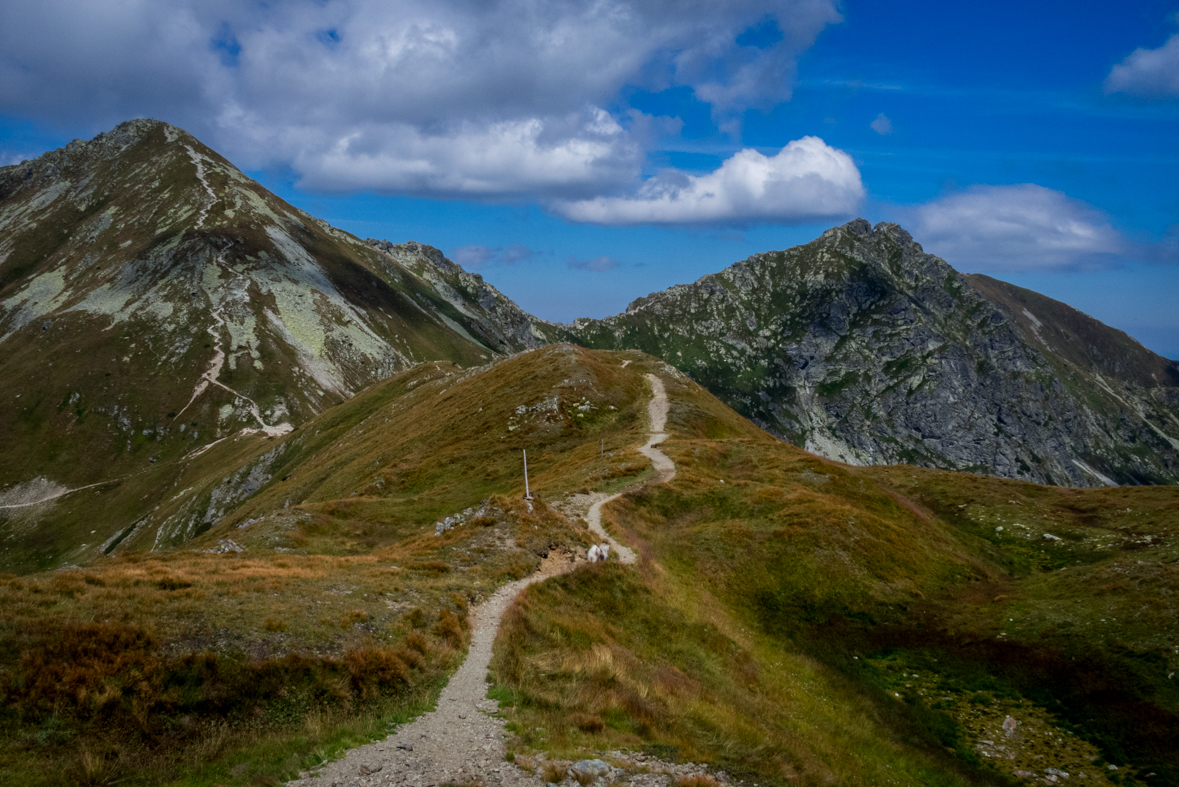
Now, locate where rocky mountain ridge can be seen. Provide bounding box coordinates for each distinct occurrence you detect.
[565,219,1179,486]
[0,119,543,499]
[3,120,1177,494]
[365,238,555,353]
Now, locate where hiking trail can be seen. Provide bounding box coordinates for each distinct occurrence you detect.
[286,372,677,786]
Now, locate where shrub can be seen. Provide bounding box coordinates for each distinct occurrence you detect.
[435,609,465,648]
[676,775,720,787]
[405,631,429,654]
[542,761,570,783]
[344,647,410,699]
[342,609,370,627]
[570,712,605,733]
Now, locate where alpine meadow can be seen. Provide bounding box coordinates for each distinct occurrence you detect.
[1,4,1178,787]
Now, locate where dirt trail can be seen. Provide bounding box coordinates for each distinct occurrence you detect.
[175,251,293,437]
[185,145,216,230]
[575,374,675,564]
[0,477,124,510]
[286,373,678,786]
[288,553,576,787]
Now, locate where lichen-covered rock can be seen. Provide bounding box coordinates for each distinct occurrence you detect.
[566,219,1179,486]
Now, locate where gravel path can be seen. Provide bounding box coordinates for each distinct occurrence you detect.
[286,373,678,787]
[286,553,577,787]
[637,374,675,484]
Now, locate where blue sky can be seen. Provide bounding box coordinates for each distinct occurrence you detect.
[2,0,1177,356]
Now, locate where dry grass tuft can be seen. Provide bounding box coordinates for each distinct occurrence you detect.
[435,608,466,649]
[570,711,605,733]
[542,760,571,783]
[676,775,720,787]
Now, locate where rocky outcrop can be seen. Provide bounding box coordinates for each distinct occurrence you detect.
[567,219,1179,486]
[366,239,556,353]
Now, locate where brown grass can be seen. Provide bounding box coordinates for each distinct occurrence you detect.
[542,760,571,783]
[676,775,720,787]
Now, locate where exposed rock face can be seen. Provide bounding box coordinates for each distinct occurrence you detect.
[566,219,1179,486]
[0,119,530,492]
[366,239,555,353]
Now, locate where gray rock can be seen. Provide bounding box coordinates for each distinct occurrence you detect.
[570,759,611,779]
[565,219,1179,487]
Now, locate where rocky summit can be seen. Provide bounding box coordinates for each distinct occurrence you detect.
[0,119,552,507]
[565,219,1179,486]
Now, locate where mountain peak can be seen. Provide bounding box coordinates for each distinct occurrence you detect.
[569,222,1179,486]
[1,118,182,181]
[0,120,546,518]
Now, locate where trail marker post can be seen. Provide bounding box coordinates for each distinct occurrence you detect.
[523,449,533,500]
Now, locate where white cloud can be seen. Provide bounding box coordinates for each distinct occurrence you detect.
[499,244,534,264]
[554,136,863,225]
[290,110,640,197]
[450,245,497,268]
[567,254,620,272]
[451,243,534,267]
[910,184,1127,272]
[1105,33,1179,97]
[870,113,893,135]
[0,0,841,200]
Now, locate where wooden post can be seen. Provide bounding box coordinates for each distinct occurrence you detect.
[523,449,533,500]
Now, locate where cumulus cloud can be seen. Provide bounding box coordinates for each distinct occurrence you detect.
[567,254,620,272]
[554,136,863,225]
[1105,33,1179,97]
[451,243,534,267]
[870,113,893,135]
[291,110,639,197]
[911,184,1127,272]
[0,0,841,201]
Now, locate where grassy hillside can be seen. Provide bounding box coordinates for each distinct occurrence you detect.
[491,355,1179,787]
[2,345,1177,786]
[0,345,644,786]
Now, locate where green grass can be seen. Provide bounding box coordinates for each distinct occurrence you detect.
[3,346,1178,786]
[488,359,1178,786]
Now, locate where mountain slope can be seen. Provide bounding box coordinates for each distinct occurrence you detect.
[966,273,1179,390]
[0,119,549,510]
[2,344,1176,786]
[565,219,1179,487]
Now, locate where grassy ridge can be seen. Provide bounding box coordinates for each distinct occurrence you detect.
[491,357,1179,786]
[2,346,1177,785]
[0,345,646,785]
